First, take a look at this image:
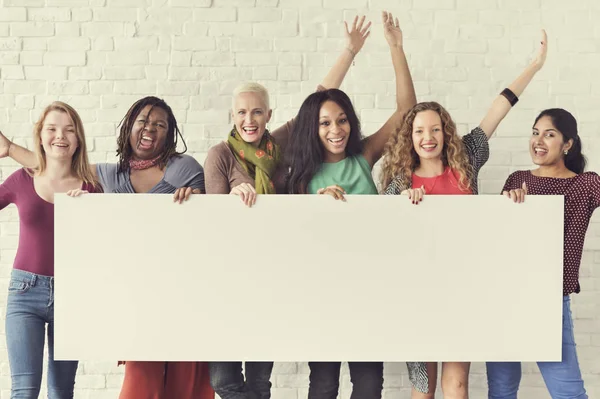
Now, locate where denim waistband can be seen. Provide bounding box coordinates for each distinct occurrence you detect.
[10,268,53,288]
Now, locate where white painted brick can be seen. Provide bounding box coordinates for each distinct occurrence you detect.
[0,8,26,22]
[43,52,85,66]
[47,81,89,95]
[106,51,148,66]
[55,22,80,36]
[182,22,209,36]
[48,37,90,51]
[103,67,145,80]
[28,7,71,22]
[82,22,125,37]
[114,37,158,51]
[69,67,102,80]
[254,22,297,37]
[193,8,236,21]
[149,52,171,66]
[0,38,20,51]
[145,66,168,80]
[168,66,210,81]
[232,37,271,52]
[93,8,137,22]
[170,0,211,6]
[173,37,215,51]
[10,22,54,36]
[92,37,114,51]
[24,66,67,80]
[72,8,93,22]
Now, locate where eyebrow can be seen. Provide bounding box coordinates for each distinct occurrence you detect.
[533,128,557,133]
[414,124,441,128]
[45,123,74,127]
[319,113,347,120]
[137,114,167,124]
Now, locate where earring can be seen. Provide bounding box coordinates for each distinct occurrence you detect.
[564,150,568,155]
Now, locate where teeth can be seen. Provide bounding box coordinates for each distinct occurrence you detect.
[328,138,343,143]
[534,147,547,153]
[422,144,436,149]
[243,127,257,132]
[142,136,153,142]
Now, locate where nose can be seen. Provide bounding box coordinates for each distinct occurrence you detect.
[144,122,156,132]
[330,122,340,134]
[244,113,253,124]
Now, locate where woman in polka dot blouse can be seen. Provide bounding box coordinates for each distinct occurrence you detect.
[487,108,599,399]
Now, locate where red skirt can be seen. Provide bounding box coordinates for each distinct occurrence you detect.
[118,361,214,399]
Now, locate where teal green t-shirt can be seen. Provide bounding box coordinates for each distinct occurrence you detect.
[307,155,378,195]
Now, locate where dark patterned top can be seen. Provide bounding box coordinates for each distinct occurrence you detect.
[384,127,489,195]
[502,170,600,296]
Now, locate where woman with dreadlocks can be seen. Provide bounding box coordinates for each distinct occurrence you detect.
[1,96,212,399]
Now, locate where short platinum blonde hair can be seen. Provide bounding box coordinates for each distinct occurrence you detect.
[232,82,270,111]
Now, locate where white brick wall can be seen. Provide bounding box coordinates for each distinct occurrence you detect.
[0,1,599,398]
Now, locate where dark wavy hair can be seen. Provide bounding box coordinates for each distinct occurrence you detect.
[534,108,586,174]
[116,96,187,172]
[284,89,363,194]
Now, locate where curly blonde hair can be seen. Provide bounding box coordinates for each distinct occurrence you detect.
[380,101,473,192]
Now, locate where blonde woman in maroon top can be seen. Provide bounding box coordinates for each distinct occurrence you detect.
[486,108,598,399]
[380,32,548,399]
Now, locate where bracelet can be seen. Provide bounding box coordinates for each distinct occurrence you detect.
[346,47,356,57]
[500,88,519,106]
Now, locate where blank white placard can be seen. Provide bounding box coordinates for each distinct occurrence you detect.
[54,194,563,362]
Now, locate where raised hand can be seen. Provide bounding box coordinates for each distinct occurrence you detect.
[531,29,548,72]
[0,131,11,159]
[345,15,372,55]
[382,11,403,48]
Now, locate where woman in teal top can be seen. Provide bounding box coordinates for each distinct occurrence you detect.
[285,12,415,202]
[282,11,418,399]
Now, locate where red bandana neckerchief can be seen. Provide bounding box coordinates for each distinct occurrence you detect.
[129,156,161,170]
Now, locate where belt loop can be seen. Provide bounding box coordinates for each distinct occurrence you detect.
[30,274,37,287]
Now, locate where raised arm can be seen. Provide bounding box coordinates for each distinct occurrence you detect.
[363,11,416,167]
[320,15,372,89]
[0,131,38,168]
[478,30,548,139]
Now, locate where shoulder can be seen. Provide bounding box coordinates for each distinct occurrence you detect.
[576,171,600,185]
[462,126,488,148]
[207,141,232,159]
[2,168,31,186]
[205,142,234,169]
[166,154,203,178]
[95,162,119,179]
[95,162,120,190]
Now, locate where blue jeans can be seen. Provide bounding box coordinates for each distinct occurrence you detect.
[209,361,273,399]
[308,362,384,399]
[486,296,587,399]
[5,269,78,399]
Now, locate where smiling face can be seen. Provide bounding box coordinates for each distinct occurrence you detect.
[39,110,79,161]
[129,104,169,161]
[318,100,351,163]
[530,115,573,167]
[232,92,272,146]
[411,110,444,161]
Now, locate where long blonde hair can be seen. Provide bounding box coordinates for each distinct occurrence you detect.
[33,101,99,189]
[381,101,472,191]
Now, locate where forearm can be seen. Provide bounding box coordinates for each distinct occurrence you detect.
[479,62,541,138]
[320,48,355,89]
[390,44,416,113]
[8,141,38,168]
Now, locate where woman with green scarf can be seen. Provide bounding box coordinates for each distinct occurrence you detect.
[202,15,372,399]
